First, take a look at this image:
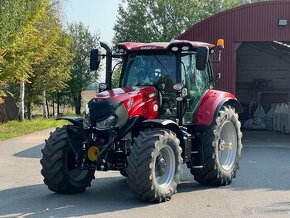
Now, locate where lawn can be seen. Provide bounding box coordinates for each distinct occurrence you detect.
[0,118,68,141]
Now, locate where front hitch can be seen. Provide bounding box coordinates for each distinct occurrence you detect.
[79,126,118,170]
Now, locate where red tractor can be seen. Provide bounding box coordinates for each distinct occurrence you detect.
[40,39,243,203]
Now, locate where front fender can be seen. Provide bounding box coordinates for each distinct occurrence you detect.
[193,90,243,126]
[140,118,183,142]
[141,119,179,129]
[56,116,84,128]
[140,119,183,142]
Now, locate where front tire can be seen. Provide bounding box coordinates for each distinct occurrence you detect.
[40,125,95,194]
[191,106,243,185]
[126,129,182,203]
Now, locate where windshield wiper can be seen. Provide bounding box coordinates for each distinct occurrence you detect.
[135,82,154,86]
[153,54,171,75]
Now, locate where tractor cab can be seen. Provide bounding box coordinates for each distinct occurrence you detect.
[91,40,220,125]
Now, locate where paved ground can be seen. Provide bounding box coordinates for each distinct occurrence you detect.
[0,129,290,218]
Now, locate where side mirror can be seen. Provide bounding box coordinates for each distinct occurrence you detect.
[173,83,184,92]
[99,83,108,92]
[90,49,101,71]
[196,47,209,71]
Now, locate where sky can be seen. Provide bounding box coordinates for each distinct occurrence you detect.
[62,0,121,44]
[62,0,121,82]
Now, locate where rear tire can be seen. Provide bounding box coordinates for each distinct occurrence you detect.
[40,125,95,194]
[126,129,182,203]
[191,106,243,185]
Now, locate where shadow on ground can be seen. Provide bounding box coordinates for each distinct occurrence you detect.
[13,143,44,159]
[2,158,290,218]
[5,130,290,217]
[0,177,145,217]
[0,176,208,218]
[12,139,290,193]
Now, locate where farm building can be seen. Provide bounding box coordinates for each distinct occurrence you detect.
[178,0,290,126]
[0,91,18,123]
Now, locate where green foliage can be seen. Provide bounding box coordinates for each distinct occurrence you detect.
[25,11,73,111]
[112,67,122,88]
[0,118,68,141]
[0,0,42,48]
[0,0,73,118]
[66,22,100,114]
[113,0,265,43]
[0,0,48,83]
[114,0,199,42]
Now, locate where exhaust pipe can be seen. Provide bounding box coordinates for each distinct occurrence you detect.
[100,42,112,90]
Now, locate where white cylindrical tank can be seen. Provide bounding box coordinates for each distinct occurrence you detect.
[265,106,275,130]
[273,105,278,131]
[280,103,287,133]
[273,104,281,132]
[286,102,290,134]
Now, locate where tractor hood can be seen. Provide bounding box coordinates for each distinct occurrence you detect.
[95,86,157,102]
[89,86,159,126]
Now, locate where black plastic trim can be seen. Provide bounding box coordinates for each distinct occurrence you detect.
[56,116,84,127]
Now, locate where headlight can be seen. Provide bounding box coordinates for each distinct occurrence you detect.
[96,115,117,129]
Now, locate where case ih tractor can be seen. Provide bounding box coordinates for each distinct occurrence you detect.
[40,39,243,203]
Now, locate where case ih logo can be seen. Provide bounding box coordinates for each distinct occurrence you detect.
[140,46,157,50]
[127,99,134,108]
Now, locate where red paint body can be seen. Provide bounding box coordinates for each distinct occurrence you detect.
[193,90,238,126]
[117,40,215,51]
[96,87,237,126]
[96,86,159,119]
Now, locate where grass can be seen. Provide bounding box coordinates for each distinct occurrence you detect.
[0,118,69,141]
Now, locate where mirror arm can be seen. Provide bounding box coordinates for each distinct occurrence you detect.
[112,54,124,59]
[211,52,222,64]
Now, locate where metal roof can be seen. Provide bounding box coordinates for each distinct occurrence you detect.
[117,40,215,51]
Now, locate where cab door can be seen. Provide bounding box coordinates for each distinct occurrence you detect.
[181,52,212,124]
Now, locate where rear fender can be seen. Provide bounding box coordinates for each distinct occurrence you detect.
[56,116,84,128]
[194,90,243,126]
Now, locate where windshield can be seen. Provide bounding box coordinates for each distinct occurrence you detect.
[121,53,177,87]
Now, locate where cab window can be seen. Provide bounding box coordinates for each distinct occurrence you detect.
[181,52,211,123]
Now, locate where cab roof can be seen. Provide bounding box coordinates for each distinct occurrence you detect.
[117,40,215,51]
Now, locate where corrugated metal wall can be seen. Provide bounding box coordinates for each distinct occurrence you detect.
[177,1,290,94]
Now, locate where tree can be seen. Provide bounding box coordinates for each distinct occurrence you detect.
[67,22,99,114]
[0,0,43,105]
[0,0,51,120]
[24,13,73,119]
[0,0,73,120]
[112,67,122,88]
[113,0,266,43]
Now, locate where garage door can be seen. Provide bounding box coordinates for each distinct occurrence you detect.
[236,41,290,133]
